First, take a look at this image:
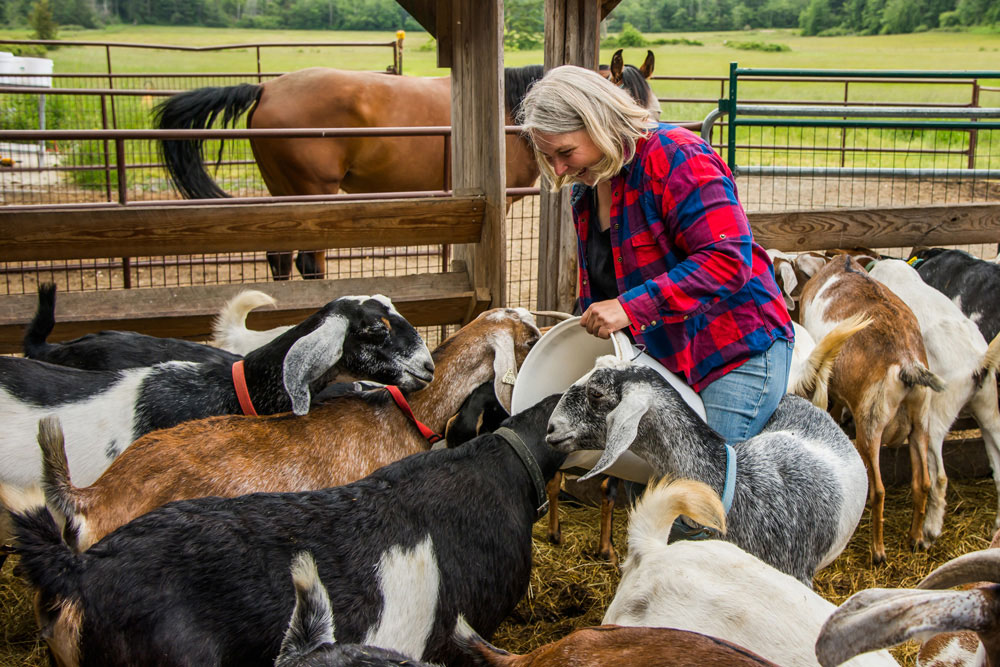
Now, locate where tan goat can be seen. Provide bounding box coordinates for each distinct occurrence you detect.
[800,253,944,564]
[32,308,541,552]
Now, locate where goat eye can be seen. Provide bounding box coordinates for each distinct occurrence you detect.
[588,387,604,401]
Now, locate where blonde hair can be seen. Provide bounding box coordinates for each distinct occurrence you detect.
[518,65,657,191]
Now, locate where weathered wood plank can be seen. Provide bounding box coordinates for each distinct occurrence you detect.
[450,0,506,312]
[0,272,489,353]
[750,202,1000,251]
[0,196,485,262]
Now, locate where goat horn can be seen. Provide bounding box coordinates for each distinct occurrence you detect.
[918,550,1000,589]
[530,310,575,321]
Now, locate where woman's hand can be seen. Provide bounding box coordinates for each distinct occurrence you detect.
[580,299,630,339]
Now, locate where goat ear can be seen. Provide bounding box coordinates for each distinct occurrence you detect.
[775,260,798,310]
[579,385,652,481]
[795,254,827,278]
[919,548,1000,588]
[283,317,348,416]
[490,331,517,414]
[816,588,995,667]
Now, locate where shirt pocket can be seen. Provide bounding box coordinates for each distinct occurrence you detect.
[623,229,668,273]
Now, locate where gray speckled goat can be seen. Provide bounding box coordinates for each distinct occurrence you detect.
[545,356,868,585]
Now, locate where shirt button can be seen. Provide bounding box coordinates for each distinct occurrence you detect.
[617,257,622,263]
[614,224,620,230]
[650,320,657,326]
[640,325,646,331]
[582,279,588,285]
[719,233,726,239]
[683,315,689,320]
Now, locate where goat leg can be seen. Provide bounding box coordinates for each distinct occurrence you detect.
[546,472,562,545]
[598,476,619,565]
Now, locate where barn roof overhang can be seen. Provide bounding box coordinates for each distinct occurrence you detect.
[397,0,622,39]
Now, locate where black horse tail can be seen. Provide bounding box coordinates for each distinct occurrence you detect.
[23,282,57,360]
[154,83,262,199]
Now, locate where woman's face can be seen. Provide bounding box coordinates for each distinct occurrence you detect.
[531,129,604,186]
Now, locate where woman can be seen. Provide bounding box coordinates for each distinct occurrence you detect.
[519,65,794,447]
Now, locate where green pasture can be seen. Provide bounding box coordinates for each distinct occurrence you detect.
[0,25,998,186]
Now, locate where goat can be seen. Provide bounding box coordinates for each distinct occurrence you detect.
[30,308,538,551]
[910,248,1000,342]
[800,253,944,564]
[546,355,868,585]
[10,392,565,667]
[454,619,779,666]
[815,536,1000,667]
[603,478,898,667]
[23,283,240,370]
[767,249,830,321]
[444,380,509,448]
[0,295,433,499]
[274,551,436,667]
[869,258,1000,541]
[790,315,872,409]
[213,289,294,355]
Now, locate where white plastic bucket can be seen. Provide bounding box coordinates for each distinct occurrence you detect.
[511,316,705,482]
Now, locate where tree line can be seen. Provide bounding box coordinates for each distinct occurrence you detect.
[1,0,996,37]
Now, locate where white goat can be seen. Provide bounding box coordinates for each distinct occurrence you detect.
[212,289,294,355]
[604,478,898,667]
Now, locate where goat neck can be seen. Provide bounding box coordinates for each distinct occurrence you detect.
[634,394,731,497]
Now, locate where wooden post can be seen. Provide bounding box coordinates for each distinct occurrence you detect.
[448,0,507,314]
[537,0,601,315]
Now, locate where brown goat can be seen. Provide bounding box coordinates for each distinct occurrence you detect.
[800,254,944,564]
[36,308,541,552]
[455,620,779,666]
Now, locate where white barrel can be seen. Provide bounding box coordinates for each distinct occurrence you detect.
[511,316,706,482]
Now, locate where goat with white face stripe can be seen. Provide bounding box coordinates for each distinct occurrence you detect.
[545,356,868,585]
[0,295,433,497]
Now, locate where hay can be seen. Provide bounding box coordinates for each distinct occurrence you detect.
[1,479,996,666]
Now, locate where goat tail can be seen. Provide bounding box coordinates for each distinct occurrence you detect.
[36,416,88,551]
[153,83,261,199]
[9,504,84,604]
[211,289,278,349]
[22,282,58,360]
[900,363,946,393]
[795,314,873,408]
[452,614,516,665]
[626,478,726,558]
[276,552,335,667]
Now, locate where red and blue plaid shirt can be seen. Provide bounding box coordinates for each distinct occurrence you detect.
[572,124,794,391]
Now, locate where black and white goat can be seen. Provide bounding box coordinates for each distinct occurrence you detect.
[10,395,564,667]
[911,248,1000,341]
[545,356,869,585]
[0,295,433,495]
[275,551,436,667]
[23,283,240,370]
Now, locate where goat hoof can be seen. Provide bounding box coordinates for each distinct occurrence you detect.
[598,548,618,566]
[548,531,562,545]
[871,551,887,566]
[912,538,931,553]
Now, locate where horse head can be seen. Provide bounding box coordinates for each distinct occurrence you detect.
[606,49,661,120]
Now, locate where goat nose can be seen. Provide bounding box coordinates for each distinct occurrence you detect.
[547,423,556,434]
[423,360,435,375]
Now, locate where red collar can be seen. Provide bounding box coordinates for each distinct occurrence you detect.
[231,360,258,416]
[385,385,442,444]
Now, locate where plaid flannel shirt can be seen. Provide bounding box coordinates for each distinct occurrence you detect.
[572,124,793,391]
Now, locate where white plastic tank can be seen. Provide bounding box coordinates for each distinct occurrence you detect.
[511,316,706,482]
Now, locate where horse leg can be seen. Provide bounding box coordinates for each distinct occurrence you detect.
[266,252,294,281]
[294,251,327,280]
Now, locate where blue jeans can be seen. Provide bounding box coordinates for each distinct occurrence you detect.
[699,338,794,444]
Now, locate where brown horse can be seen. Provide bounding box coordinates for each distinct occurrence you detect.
[156,51,657,280]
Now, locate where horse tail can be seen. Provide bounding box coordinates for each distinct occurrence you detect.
[154,83,262,199]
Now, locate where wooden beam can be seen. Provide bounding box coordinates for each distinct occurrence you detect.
[397,0,436,36]
[0,272,490,353]
[750,202,1000,252]
[435,0,452,69]
[449,0,506,313]
[0,196,485,262]
[537,0,602,314]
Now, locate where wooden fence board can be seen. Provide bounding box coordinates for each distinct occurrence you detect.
[0,271,488,352]
[0,196,485,261]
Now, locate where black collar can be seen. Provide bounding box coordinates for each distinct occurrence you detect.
[494,426,549,521]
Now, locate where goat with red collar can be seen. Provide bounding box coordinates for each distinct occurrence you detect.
[0,295,433,503]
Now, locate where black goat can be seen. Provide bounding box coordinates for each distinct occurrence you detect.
[11,395,564,667]
[23,283,240,370]
[911,247,1000,341]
